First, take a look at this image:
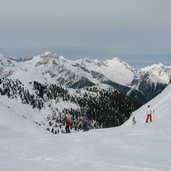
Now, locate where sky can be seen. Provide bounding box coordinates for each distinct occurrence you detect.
[0,0,171,67]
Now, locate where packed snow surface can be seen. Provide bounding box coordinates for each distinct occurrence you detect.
[1,85,171,170]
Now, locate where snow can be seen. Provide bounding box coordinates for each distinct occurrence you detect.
[1,81,171,170]
[102,57,135,85]
[1,53,136,87]
[2,52,171,93]
[74,56,135,85]
[124,84,171,126]
[141,63,171,84]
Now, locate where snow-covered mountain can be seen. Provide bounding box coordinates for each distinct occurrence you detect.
[0,54,16,78]
[0,81,171,170]
[141,63,171,84]
[5,52,135,87]
[0,51,169,104]
[129,70,167,103]
[0,78,139,134]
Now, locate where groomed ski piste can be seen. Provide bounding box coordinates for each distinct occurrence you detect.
[1,85,171,171]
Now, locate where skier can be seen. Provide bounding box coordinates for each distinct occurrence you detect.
[133,117,136,124]
[146,105,152,123]
[65,117,71,133]
[81,113,88,131]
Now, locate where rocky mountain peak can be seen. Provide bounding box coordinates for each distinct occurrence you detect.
[141,63,171,84]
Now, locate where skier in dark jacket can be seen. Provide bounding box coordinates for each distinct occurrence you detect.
[81,113,88,131]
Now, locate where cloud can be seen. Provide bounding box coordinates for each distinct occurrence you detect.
[0,0,171,67]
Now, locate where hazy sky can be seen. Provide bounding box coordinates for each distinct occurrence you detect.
[0,0,171,67]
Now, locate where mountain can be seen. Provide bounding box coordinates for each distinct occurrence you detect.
[0,83,171,171]
[0,51,170,134]
[0,52,169,105]
[0,78,139,133]
[141,63,171,84]
[129,70,167,103]
[0,54,16,78]
[5,52,135,87]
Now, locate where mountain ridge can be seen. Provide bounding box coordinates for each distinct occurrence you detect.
[0,52,170,104]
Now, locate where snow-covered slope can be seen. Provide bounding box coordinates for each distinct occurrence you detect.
[0,85,171,170]
[125,84,171,125]
[0,90,81,134]
[0,99,44,137]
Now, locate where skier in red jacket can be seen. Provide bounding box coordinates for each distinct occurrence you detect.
[65,118,71,133]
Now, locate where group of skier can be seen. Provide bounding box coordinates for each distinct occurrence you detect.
[48,103,153,133]
[65,104,154,131]
[64,112,89,133]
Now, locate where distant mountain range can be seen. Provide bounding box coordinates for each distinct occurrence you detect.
[0,51,170,104]
[0,51,171,132]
